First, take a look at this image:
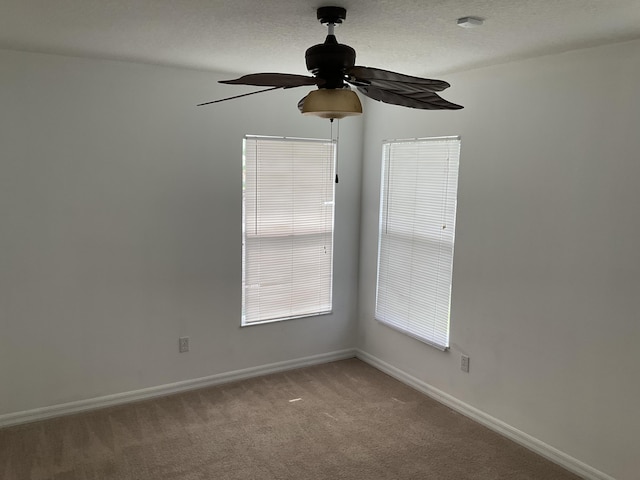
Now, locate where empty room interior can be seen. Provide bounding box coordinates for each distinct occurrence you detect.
[1,1,639,479]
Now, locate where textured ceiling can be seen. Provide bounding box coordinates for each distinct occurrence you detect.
[1,0,639,77]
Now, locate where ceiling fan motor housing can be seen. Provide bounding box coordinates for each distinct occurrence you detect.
[305,35,356,89]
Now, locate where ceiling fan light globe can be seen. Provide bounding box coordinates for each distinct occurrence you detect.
[302,89,362,119]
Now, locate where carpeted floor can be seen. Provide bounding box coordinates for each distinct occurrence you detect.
[0,358,580,479]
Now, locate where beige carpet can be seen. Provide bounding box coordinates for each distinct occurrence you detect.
[0,358,580,479]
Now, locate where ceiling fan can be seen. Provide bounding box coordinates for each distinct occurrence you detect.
[198,6,463,118]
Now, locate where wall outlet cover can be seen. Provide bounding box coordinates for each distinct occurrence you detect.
[461,354,470,373]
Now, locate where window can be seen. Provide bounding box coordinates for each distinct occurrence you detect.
[242,135,336,326]
[375,136,461,350]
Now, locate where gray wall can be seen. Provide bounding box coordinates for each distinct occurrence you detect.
[0,49,362,414]
[357,39,640,480]
[2,38,639,480]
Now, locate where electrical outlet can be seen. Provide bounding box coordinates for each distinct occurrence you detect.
[461,354,470,373]
[179,336,189,353]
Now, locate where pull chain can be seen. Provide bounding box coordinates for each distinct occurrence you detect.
[330,119,336,183]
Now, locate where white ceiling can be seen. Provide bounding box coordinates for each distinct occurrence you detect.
[1,0,639,78]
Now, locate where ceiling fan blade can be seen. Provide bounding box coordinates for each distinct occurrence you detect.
[197,87,282,107]
[297,95,308,113]
[357,85,463,110]
[347,66,450,92]
[220,73,321,88]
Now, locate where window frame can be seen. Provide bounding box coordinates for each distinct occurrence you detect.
[375,136,461,350]
[241,135,336,327]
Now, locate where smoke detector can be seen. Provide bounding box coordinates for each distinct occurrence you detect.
[457,16,484,28]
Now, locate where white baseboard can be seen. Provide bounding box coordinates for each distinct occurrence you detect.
[355,349,615,480]
[0,348,357,429]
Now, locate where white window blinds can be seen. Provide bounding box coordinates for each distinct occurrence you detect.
[243,136,335,325]
[376,136,461,350]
